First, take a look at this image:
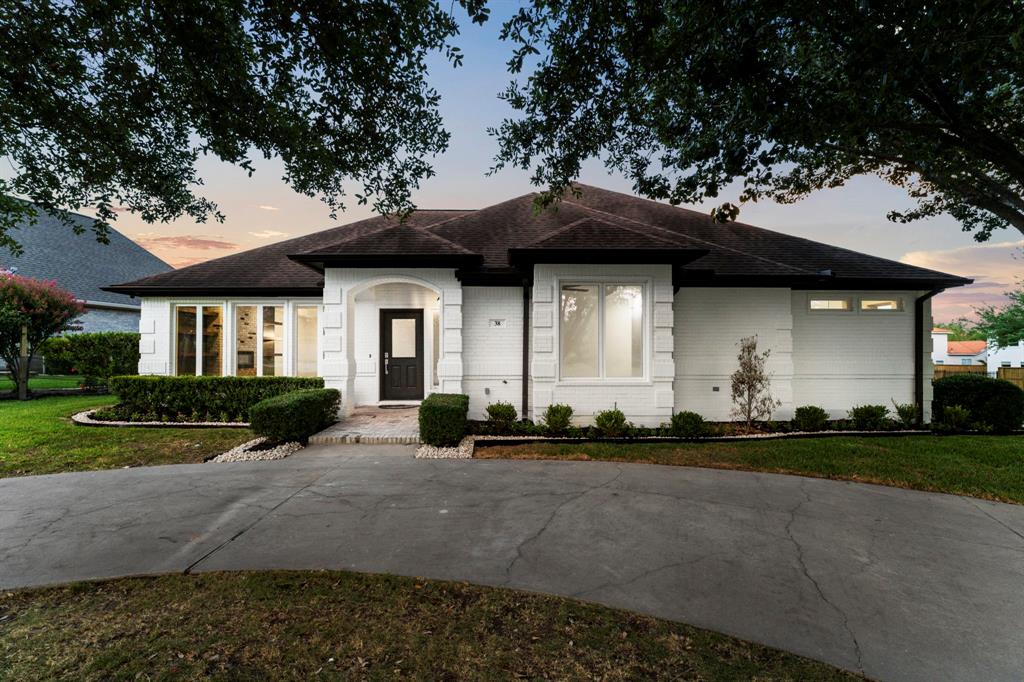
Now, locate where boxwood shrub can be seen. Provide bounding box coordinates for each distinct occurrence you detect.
[594,408,628,438]
[419,393,470,446]
[670,411,708,438]
[932,373,1024,433]
[848,404,890,431]
[107,375,325,422]
[485,401,518,432]
[792,405,829,432]
[249,389,340,444]
[541,403,573,435]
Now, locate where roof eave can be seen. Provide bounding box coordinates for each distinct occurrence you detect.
[101,285,325,297]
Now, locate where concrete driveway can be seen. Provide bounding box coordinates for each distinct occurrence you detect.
[1,445,1022,681]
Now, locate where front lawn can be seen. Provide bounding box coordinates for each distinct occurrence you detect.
[0,570,855,681]
[0,395,252,478]
[0,374,82,391]
[477,436,1024,504]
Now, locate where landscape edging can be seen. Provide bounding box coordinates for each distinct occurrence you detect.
[72,409,250,429]
[471,429,934,448]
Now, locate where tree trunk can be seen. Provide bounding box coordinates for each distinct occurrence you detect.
[18,324,28,401]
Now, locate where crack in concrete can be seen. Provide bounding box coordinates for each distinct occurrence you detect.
[502,466,624,585]
[970,500,1024,545]
[181,469,339,574]
[783,480,865,675]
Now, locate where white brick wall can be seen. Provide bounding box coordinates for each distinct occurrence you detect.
[532,264,674,427]
[462,286,524,419]
[791,290,922,419]
[673,288,794,421]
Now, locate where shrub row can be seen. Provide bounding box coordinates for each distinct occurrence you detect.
[249,389,340,444]
[419,393,470,446]
[474,384,1024,439]
[105,375,325,423]
[40,332,140,384]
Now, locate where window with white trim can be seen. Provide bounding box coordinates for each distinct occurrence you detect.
[808,297,852,311]
[860,298,903,311]
[175,305,223,376]
[560,283,644,379]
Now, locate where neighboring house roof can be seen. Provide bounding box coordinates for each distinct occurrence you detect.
[932,327,952,334]
[947,340,987,356]
[105,184,972,295]
[1,206,171,308]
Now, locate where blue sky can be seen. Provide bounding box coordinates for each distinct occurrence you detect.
[97,4,1021,321]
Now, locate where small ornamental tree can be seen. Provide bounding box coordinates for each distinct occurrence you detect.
[730,336,781,431]
[0,273,83,396]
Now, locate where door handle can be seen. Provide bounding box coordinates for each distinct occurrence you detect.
[384,353,389,375]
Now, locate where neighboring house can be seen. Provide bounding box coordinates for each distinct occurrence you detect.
[987,340,1024,371]
[931,329,988,366]
[106,185,970,423]
[931,328,1024,371]
[1,207,171,333]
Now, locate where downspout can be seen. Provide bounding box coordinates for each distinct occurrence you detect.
[522,282,531,420]
[915,288,945,424]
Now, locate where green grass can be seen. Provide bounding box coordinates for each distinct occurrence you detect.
[0,571,855,681]
[0,395,252,478]
[0,374,83,391]
[478,435,1024,504]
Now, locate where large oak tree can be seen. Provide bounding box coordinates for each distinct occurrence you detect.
[492,1,1024,240]
[0,0,487,253]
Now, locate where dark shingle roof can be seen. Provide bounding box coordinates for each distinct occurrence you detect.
[105,185,970,294]
[1,208,171,306]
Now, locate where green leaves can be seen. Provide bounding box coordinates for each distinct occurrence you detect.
[492,0,1024,239]
[0,0,488,252]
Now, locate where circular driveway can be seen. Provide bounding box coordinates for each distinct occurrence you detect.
[2,444,1022,681]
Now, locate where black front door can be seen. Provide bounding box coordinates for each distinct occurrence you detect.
[380,309,424,400]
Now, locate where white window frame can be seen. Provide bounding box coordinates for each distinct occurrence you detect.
[173,299,323,377]
[173,303,225,376]
[807,295,853,312]
[859,296,905,312]
[557,279,650,383]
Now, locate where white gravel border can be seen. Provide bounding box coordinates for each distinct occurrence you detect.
[72,409,249,428]
[415,436,475,459]
[210,437,303,463]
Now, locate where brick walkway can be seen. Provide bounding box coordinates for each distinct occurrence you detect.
[309,405,420,445]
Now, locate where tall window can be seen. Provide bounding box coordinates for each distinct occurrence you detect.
[176,305,222,376]
[262,305,284,376]
[295,305,319,377]
[560,283,644,379]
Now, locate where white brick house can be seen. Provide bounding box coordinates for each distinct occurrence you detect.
[107,185,970,424]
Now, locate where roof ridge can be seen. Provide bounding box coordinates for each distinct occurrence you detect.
[525,214,690,249]
[422,191,540,234]
[562,199,813,274]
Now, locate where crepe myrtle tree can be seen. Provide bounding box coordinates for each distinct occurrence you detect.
[491,0,1024,241]
[0,0,489,254]
[730,336,781,431]
[0,273,83,397]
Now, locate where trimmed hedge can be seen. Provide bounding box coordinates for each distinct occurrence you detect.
[485,401,517,429]
[40,332,140,383]
[933,373,1024,433]
[249,389,340,443]
[848,404,890,431]
[108,375,325,422]
[419,393,469,446]
[541,404,573,435]
[670,411,707,438]
[594,408,628,438]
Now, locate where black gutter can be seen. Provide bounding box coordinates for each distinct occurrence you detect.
[522,281,531,420]
[915,288,945,424]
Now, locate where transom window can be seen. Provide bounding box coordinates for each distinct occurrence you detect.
[808,298,851,311]
[861,298,903,311]
[560,283,645,379]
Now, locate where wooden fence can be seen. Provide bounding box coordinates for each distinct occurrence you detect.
[998,366,1024,390]
[932,365,987,380]
[931,365,1024,390]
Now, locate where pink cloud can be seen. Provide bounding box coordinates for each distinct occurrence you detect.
[132,234,238,251]
[901,240,1022,321]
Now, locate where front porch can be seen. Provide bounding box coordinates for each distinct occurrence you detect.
[309,404,420,445]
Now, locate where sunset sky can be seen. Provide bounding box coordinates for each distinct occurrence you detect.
[69,6,1024,322]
